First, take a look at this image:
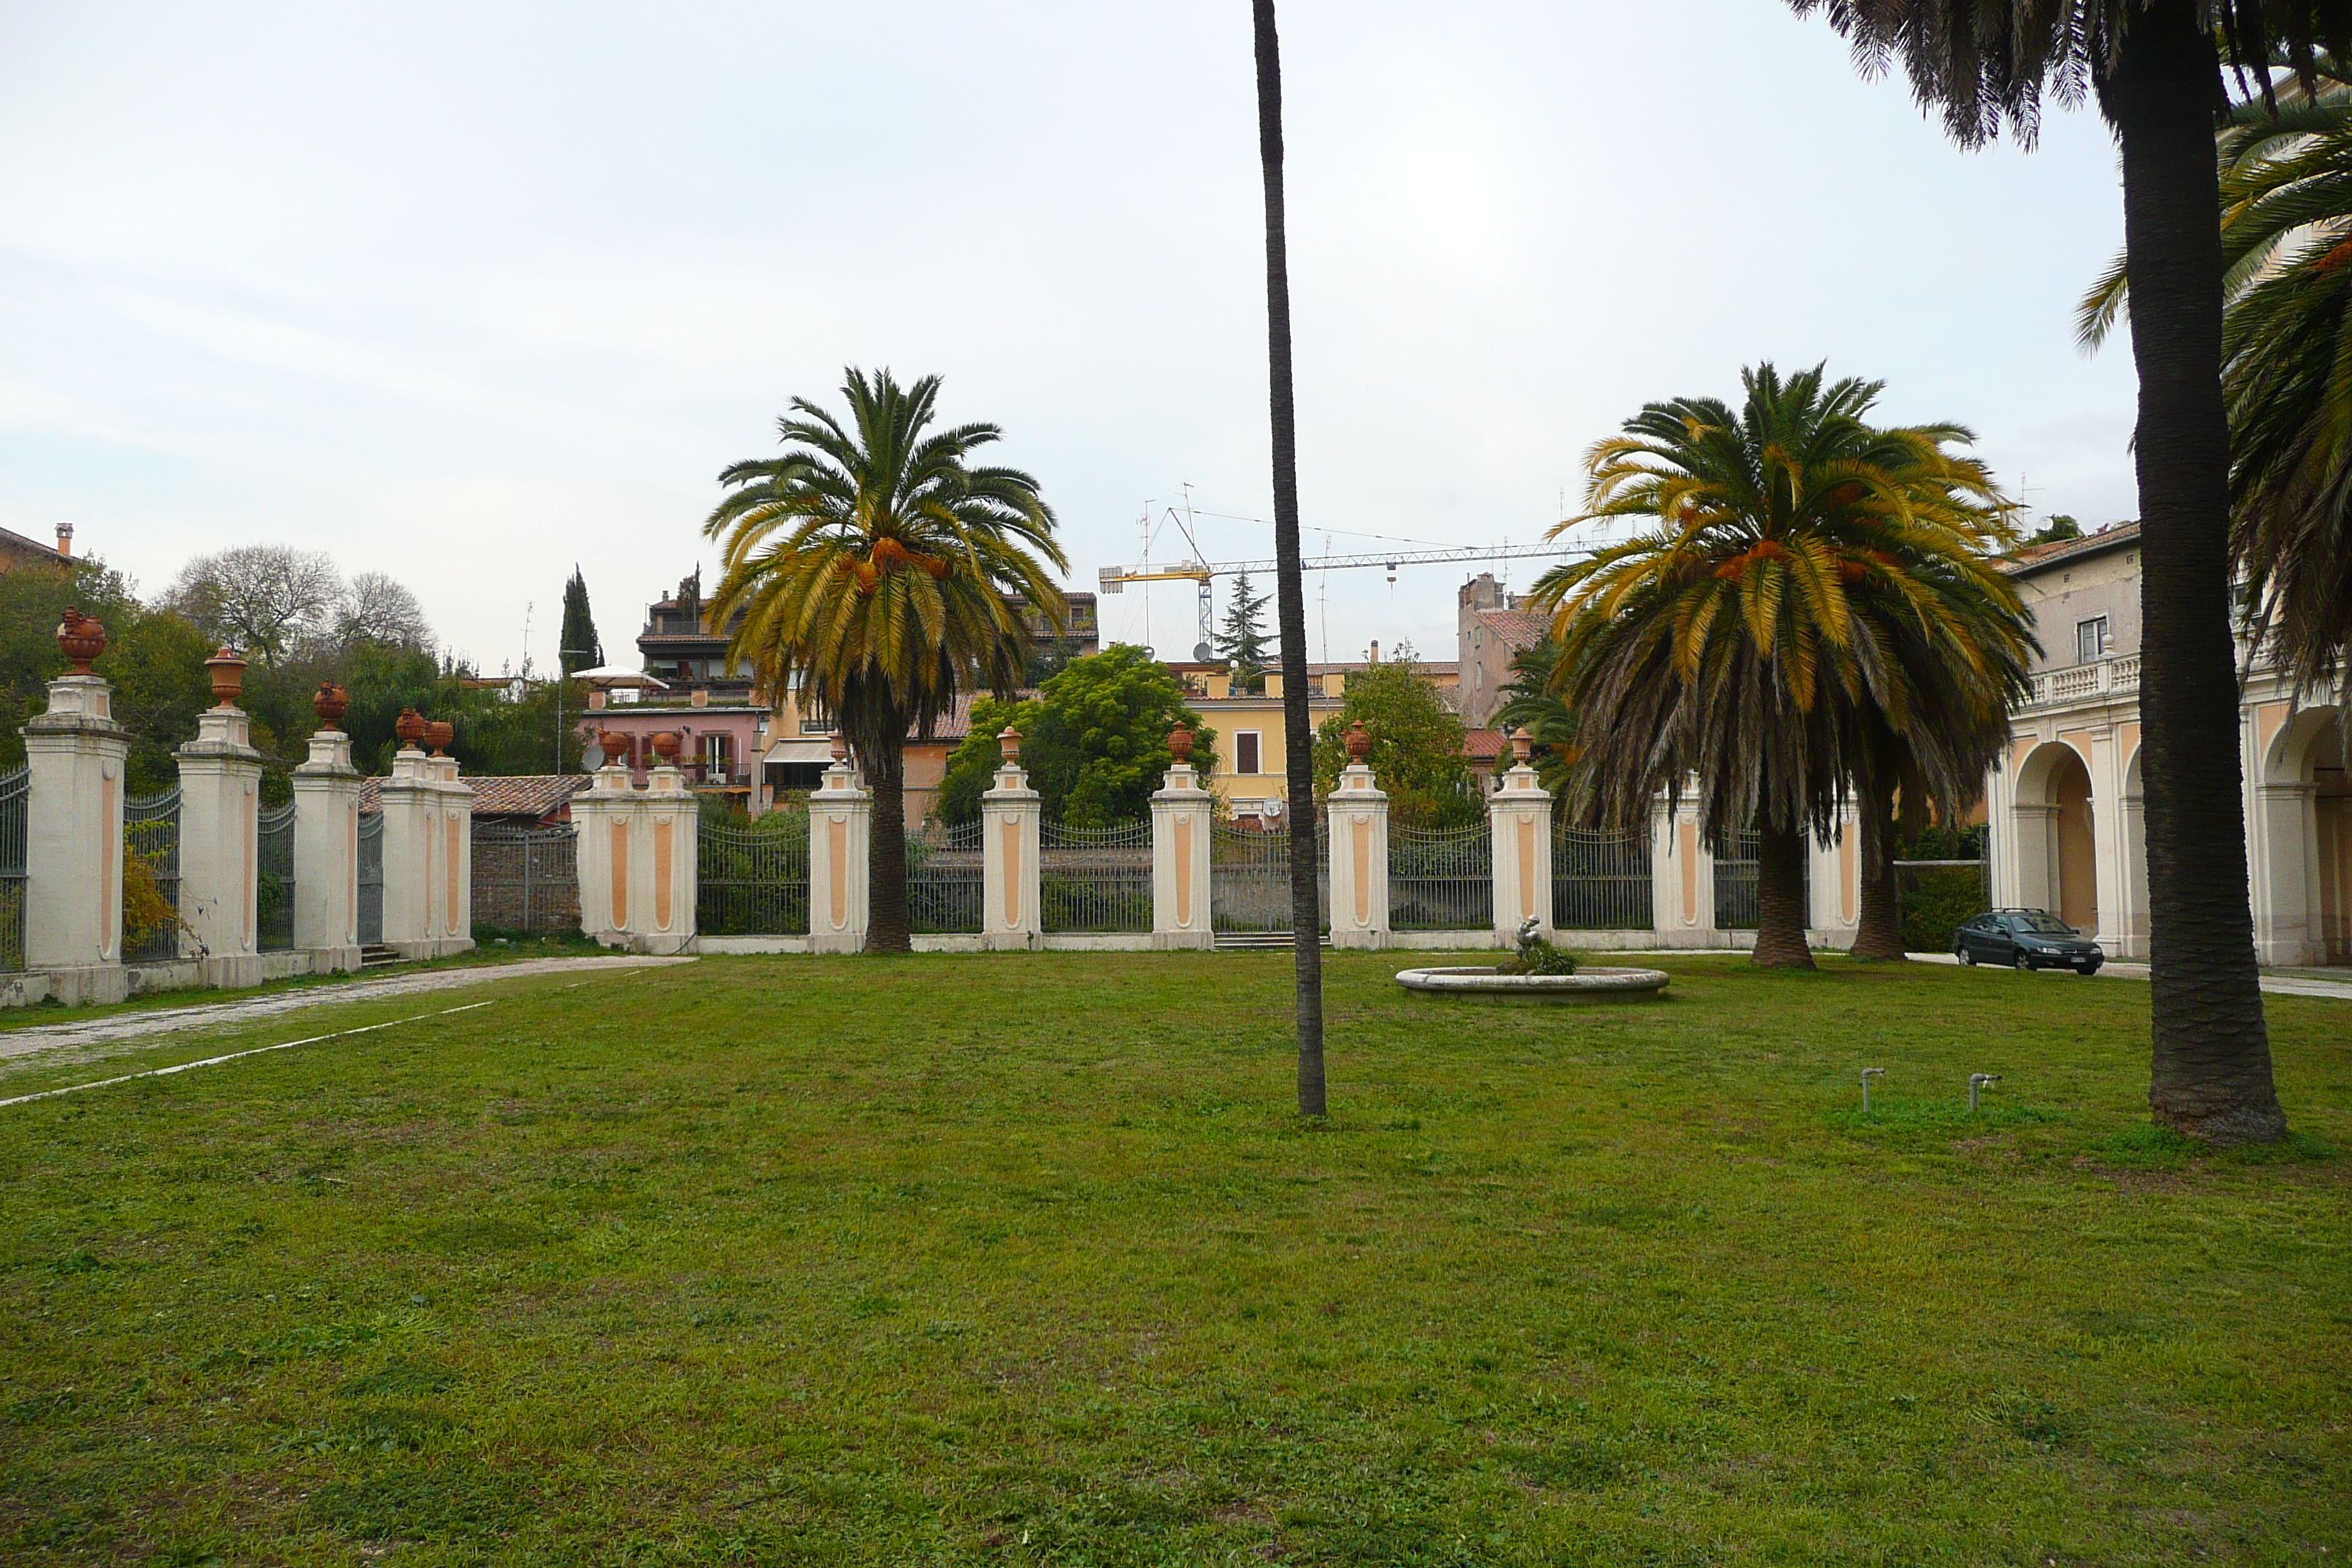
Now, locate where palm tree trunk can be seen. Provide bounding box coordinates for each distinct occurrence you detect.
[866,741,912,954]
[2105,1,2285,1145]
[1253,0,1325,1117]
[1850,782,1907,962]
[1751,821,1815,970]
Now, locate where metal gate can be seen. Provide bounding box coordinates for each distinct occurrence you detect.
[1713,829,1811,931]
[0,764,25,973]
[124,785,182,964]
[1041,818,1152,933]
[357,810,384,946]
[697,809,809,935]
[1553,826,1653,930]
[257,802,296,951]
[1389,822,1491,931]
[472,821,581,935]
[907,819,982,933]
[1211,822,1327,940]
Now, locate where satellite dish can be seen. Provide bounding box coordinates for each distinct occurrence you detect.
[1263,797,1286,821]
[583,744,606,770]
[1192,641,1214,664]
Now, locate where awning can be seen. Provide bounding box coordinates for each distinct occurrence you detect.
[762,739,835,765]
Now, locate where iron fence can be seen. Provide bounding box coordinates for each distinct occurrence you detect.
[257,802,296,951]
[697,809,809,935]
[124,785,182,964]
[1389,822,1491,930]
[908,818,983,933]
[1211,821,1328,936]
[1711,829,1812,930]
[1041,818,1152,932]
[0,764,25,973]
[358,810,384,947]
[474,821,581,935]
[1553,826,1654,931]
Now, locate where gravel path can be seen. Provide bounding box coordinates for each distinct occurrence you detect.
[0,956,696,1062]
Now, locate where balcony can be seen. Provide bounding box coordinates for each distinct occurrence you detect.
[2021,653,2141,710]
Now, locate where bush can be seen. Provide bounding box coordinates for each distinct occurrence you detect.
[1902,867,1986,954]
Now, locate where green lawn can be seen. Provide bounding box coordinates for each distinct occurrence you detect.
[1,952,2345,1566]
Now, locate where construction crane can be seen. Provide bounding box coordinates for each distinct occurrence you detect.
[1098,538,1589,660]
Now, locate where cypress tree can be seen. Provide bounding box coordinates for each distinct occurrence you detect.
[558,567,603,675]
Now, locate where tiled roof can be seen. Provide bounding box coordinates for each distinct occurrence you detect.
[357,774,592,819]
[2004,521,2140,573]
[913,690,1041,744]
[0,526,67,563]
[1463,728,1507,761]
[1480,607,1549,653]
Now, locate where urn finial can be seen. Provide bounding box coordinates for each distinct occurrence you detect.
[426,720,454,757]
[56,606,107,674]
[395,707,428,750]
[312,681,350,729]
[998,726,1022,765]
[1167,723,1194,764]
[204,647,246,709]
[1343,719,1371,763]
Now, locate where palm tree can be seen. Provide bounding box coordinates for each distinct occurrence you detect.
[2081,54,2352,693]
[1534,364,2028,970]
[1494,637,1579,796]
[1254,0,1325,1117]
[703,368,1068,953]
[1786,0,2317,1143]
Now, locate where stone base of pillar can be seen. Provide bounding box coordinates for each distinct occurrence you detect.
[197,954,265,990]
[592,930,692,957]
[984,931,1039,951]
[809,932,862,955]
[304,945,365,974]
[45,964,129,1006]
[1330,927,1390,951]
[1152,930,1214,951]
[389,936,474,961]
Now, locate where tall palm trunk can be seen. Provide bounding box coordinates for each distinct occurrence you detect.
[1752,821,1815,969]
[2106,0,2285,1144]
[1851,780,1907,962]
[865,739,912,954]
[1252,0,1324,1117]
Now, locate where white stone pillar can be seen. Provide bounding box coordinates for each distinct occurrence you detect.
[23,613,130,1004]
[635,760,696,956]
[2253,781,2320,965]
[570,761,637,948]
[2119,785,2149,960]
[292,691,363,972]
[1488,732,1553,941]
[380,715,472,960]
[1809,801,1861,951]
[1151,726,1215,949]
[981,727,1041,950]
[435,745,475,954]
[807,736,870,953]
[175,651,265,987]
[1323,720,1389,949]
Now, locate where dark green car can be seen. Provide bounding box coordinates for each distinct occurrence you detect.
[1953,909,2105,974]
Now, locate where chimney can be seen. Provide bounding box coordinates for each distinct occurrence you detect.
[54,522,72,558]
[1369,639,1380,664]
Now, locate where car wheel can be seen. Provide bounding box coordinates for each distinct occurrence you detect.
[1957,943,1976,966]
[2078,963,2102,976]
[2012,950,2032,971]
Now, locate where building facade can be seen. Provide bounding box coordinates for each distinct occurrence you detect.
[1456,573,1548,729]
[1984,521,2350,965]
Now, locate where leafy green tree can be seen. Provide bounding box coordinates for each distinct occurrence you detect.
[559,567,603,674]
[1214,571,1272,690]
[1534,363,2027,970]
[1787,0,2329,1144]
[1310,657,1480,830]
[935,647,1215,826]
[703,367,1067,952]
[0,559,214,793]
[2027,514,2083,546]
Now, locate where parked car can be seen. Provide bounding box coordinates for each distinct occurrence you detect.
[1953,909,2104,974]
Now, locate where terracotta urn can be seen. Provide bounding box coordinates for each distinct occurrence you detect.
[426,720,454,757]
[394,707,428,750]
[1343,719,1371,763]
[650,730,682,764]
[1167,723,1194,765]
[55,606,107,674]
[998,726,1022,766]
[596,730,632,765]
[312,681,350,730]
[829,731,848,764]
[1509,727,1534,764]
[204,647,246,709]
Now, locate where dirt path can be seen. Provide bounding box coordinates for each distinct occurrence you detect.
[0,956,696,1063]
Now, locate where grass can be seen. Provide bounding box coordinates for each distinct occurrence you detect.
[0,950,2345,1565]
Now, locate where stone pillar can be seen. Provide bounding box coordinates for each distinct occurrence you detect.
[981,727,1041,950]
[570,760,637,948]
[1488,731,1553,941]
[1151,724,1215,949]
[23,608,130,1004]
[1324,720,1389,949]
[2253,780,2320,966]
[1809,800,1861,951]
[635,754,697,956]
[807,734,870,953]
[292,682,363,972]
[433,728,475,955]
[380,712,474,960]
[174,648,265,987]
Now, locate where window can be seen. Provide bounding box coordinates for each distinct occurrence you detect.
[2076,617,2109,663]
[703,733,731,772]
[1235,731,1262,775]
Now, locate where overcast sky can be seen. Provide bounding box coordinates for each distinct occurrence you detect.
[0,1,2140,676]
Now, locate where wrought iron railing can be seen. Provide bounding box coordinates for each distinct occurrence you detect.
[124,785,182,964]
[257,802,296,951]
[1041,818,1152,932]
[1389,822,1491,930]
[1553,826,1653,930]
[696,810,808,935]
[474,820,581,935]
[357,810,384,947]
[0,764,25,973]
[1210,821,1328,935]
[1713,829,1760,932]
[907,818,982,933]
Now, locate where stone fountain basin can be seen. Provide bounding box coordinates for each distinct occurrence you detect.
[1394,965,1670,998]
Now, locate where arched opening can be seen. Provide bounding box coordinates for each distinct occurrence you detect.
[2012,742,2098,934]
[2265,708,2351,965]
